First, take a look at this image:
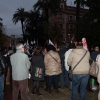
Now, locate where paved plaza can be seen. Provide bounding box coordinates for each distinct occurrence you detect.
[4,79,98,100]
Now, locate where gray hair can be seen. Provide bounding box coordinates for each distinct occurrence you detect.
[16,43,24,50]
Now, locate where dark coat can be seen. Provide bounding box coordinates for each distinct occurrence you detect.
[91,51,100,61]
[31,55,45,80]
[0,53,6,76]
[58,47,68,67]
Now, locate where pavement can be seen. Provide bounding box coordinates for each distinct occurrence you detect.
[4,79,98,100]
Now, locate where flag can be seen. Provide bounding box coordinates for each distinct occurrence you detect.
[31,41,33,45]
[82,38,88,50]
[49,39,54,46]
[24,42,26,46]
[53,40,57,48]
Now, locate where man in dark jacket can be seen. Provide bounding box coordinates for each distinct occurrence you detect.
[58,42,70,88]
[91,45,100,91]
[0,52,6,100]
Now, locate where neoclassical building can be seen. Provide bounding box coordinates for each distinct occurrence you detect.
[49,0,88,42]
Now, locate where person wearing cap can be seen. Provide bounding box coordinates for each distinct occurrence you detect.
[10,43,31,100]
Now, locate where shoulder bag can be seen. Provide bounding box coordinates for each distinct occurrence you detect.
[89,55,99,77]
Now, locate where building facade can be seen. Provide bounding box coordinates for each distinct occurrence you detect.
[49,0,88,42]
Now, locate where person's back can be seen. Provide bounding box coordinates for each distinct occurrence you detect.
[44,45,61,93]
[10,43,30,100]
[59,47,68,66]
[68,48,90,74]
[31,47,45,95]
[45,50,61,76]
[58,44,69,88]
[67,42,90,100]
[11,50,30,80]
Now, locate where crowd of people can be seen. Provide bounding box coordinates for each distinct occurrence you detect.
[0,41,100,100]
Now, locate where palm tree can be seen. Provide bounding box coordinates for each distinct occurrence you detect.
[24,10,45,40]
[0,18,3,33]
[12,8,28,38]
[33,0,61,23]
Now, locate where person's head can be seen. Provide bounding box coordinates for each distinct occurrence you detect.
[42,46,47,54]
[16,43,25,52]
[0,46,7,55]
[76,42,83,48]
[1,47,7,52]
[69,43,76,49]
[56,46,61,51]
[34,47,42,56]
[94,46,99,51]
[46,45,56,52]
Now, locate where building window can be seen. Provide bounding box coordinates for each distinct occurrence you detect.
[59,14,62,19]
[60,24,63,28]
[54,14,57,19]
[60,4,64,9]
[69,24,74,31]
[69,15,73,22]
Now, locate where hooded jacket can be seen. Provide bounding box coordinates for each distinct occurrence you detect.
[67,47,90,74]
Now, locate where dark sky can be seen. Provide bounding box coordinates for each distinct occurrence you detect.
[0,0,76,37]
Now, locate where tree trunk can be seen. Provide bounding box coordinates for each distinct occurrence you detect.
[76,0,80,22]
[21,21,25,40]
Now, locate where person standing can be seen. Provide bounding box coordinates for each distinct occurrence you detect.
[10,43,31,100]
[0,51,6,100]
[59,43,70,88]
[91,45,100,91]
[44,45,62,93]
[64,43,76,90]
[31,47,45,95]
[67,42,90,100]
[97,54,100,100]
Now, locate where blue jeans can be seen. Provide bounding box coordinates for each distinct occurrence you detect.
[72,74,89,100]
[59,66,70,88]
[0,75,4,100]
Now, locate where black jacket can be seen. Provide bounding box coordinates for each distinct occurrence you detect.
[0,53,6,76]
[59,47,68,67]
[31,55,45,80]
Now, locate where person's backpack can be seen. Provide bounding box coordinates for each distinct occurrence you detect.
[89,55,99,77]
